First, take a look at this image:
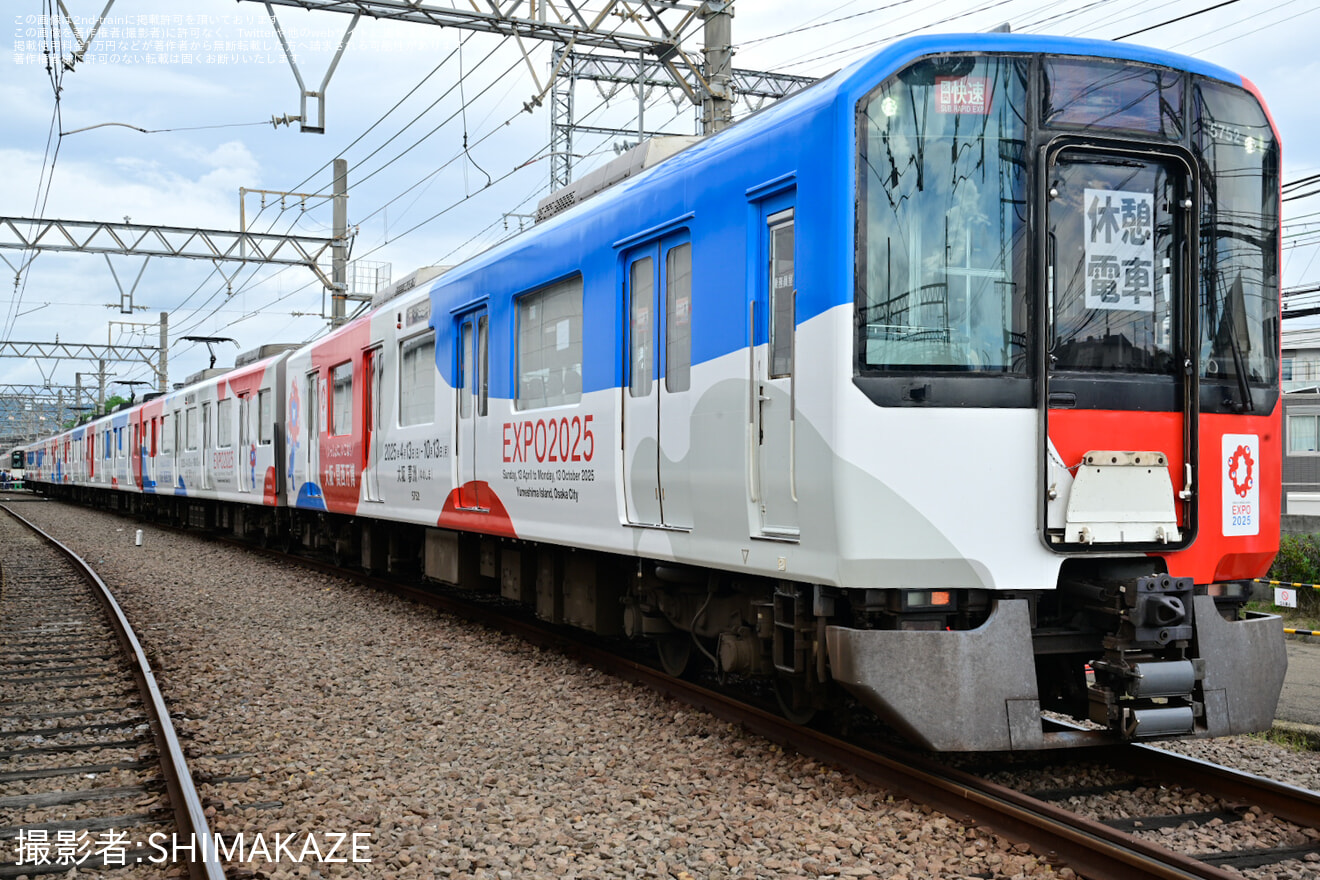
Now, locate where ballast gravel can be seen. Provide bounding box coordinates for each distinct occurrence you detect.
[8,499,1320,880]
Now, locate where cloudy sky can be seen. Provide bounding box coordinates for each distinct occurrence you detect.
[2,0,1318,395]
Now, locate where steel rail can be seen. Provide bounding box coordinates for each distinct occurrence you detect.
[0,505,225,880]
[1102,742,1320,830]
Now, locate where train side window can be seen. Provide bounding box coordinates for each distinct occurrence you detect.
[186,407,198,451]
[217,398,233,447]
[516,275,584,410]
[332,362,353,435]
[665,243,692,393]
[258,389,273,445]
[161,414,170,453]
[399,331,436,426]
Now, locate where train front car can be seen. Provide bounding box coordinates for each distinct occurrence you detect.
[826,35,1284,750]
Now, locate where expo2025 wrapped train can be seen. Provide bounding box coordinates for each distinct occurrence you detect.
[23,32,1287,750]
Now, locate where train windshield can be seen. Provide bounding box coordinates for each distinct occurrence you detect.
[1194,79,1279,393]
[855,53,1280,400]
[856,56,1030,374]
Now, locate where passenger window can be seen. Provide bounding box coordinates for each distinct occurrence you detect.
[186,407,198,450]
[258,389,273,444]
[217,398,233,447]
[399,331,436,426]
[516,276,584,410]
[331,362,353,435]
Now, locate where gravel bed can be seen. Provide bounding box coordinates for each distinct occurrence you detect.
[4,499,1316,880]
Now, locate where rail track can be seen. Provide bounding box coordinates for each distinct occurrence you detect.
[173,526,1314,880]
[0,504,223,880]
[13,498,1320,880]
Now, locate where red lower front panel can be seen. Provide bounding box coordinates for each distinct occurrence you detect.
[1049,404,1279,584]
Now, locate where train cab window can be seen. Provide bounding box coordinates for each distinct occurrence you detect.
[186,407,198,450]
[258,389,273,445]
[666,243,693,393]
[399,331,436,426]
[1043,59,1183,138]
[516,275,584,410]
[217,398,233,447]
[331,362,353,435]
[1193,78,1279,409]
[856,55,1030,378]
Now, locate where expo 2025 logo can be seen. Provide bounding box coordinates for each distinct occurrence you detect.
[1228,444,1255,498]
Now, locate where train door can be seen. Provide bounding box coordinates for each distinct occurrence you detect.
[455,309,488,510]
[148,416,157,488]
[362,345,383,503]
[752,205,799,538]
[1042,145,1195,547]
[306,371,320,487]
[131,422,141,488]
[622,237,693,528]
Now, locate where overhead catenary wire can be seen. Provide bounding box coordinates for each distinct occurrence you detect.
[162,33,515,348]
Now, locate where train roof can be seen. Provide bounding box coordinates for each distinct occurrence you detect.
[420,32,1248,305]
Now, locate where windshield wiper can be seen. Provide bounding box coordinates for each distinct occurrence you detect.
[1221,274,1254,413]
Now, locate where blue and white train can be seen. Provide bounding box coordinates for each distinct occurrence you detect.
[25,32,1287,750]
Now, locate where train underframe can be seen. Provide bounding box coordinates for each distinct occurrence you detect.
[45,484,1287,751]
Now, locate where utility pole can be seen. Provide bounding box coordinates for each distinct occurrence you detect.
[97,360,107,414]
[700,2,734,134]
[332,159,349,327]
[159,312,169,393]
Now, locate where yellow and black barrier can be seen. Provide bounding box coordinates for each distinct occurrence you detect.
[1254,578,1320,591]
[1253,580,1319,635]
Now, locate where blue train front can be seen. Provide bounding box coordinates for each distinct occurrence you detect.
[23,33,1288,750]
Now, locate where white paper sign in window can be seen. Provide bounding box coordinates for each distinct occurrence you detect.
[1084,187,1155,312]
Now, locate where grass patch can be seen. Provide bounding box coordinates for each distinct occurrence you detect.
[1248,726,1320,752]
[1261,536,1320,626]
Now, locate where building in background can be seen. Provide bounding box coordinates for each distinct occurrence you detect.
[1282,328,1320,516]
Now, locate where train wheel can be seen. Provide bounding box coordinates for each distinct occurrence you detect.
[774,673,817,726]
[656,634,692,678]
